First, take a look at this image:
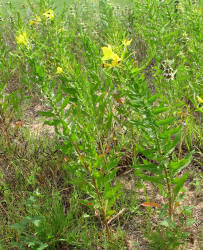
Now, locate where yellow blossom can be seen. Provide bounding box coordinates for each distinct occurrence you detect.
[56,67,63,74]
[29,20,36,25]
[101,44,121,68]
[29,15,41,26]
[43,9,54,20]
[197,96,203,104]
[103,62,111,68]
[111,54,121,66]
[36,15,41,22]
[16,31,29,46]
[122,39,132,47]
[102,45,115,61]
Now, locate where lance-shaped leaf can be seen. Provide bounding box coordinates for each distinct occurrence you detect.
[152,106,168,115]
[38,110,55,117]
[56,85,63,103]
[148,93,160,105]
[156,117,175,126]
[133,163,160,174]
[136,172,163,184]
[173,172,188,202]
[159,127,180,139]
[162,131,181,156]
[60,96,70,111]
[135,144,158,161]
[169,151,193,176]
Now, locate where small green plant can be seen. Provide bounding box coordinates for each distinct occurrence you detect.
[127,73,193,219]
[10,191,70,249]
[148,223,189,250]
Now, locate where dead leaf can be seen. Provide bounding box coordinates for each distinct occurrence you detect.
[141,202,162,209]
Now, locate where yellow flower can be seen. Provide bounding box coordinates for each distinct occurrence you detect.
[29,20,36,25]
[16,31,29,46]
[56,67,63,74]
[197,96,203,104]
[111,54,121,66]
[122,39,132,47]
[43,9,54,20]
[101,44,121,67]
[36,15,41,22]
[102,45,115,61]
[103,63,111,68]
[29,15,41,26]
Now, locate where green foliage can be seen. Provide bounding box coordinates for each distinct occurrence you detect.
[127,74,193,217]
[148,224,189,250]
[0,0,202,249]
[10,192,70,249]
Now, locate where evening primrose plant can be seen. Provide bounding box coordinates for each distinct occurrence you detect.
[122,61,194,221]
[13,21,131,240]
[1,0,202,248]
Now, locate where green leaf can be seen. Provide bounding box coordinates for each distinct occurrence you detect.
[62,87,78,96]
[104,184,120,199]
[9,222,27,234]
[163,131,181,156]
[44,119,60,126]
[160,220,169,227]
[156,117,175,126]
[135,144,158,161]
[152,107,168,115]
[185,219,195,226]
[60,97,70,111]
[37,243,49,250]
[173,172,188,202]
[106,209,116,218]
[105,112,113,131]
[133,163,160,173]
[136,172,163,184]
[35,64,45,78]
[159,127,180,139]
[32,218,41,227]
[148,93,160,104]
[56,86,63,103]
[38,111,55,117]
[169,151,193,176]
[82,213,90,218]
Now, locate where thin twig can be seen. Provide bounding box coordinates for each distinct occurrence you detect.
[107,208,126,225]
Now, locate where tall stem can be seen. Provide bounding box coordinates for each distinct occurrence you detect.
[73,144,111,239]
[151,118,173,219]
[163,165,173,219]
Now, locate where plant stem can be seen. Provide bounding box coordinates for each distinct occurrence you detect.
[73,144,111,239]
[163,165,173,219]
[151,119,173,219]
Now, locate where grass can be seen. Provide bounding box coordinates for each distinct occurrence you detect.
[0,0,133,15]
[0,0,202,249]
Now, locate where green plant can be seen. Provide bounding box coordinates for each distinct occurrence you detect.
[10,191,69,249]
[0,0,202,248]
[148,223,189,250]
[126,68,193,220]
